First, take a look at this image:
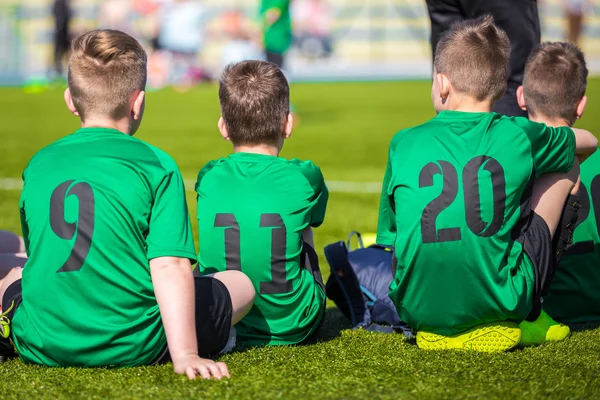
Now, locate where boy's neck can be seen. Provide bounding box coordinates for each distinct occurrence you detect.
[529,114,572,128]
[80,117,132,135]
[448,94,493,113]
[234,144,280,157]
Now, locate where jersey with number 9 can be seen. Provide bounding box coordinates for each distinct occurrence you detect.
[544,150,600,325]
[195,153,328,346]
[377,111,575,336]
[14,127,197,367]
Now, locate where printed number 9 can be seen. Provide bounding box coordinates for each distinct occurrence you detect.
[50,180,95,272]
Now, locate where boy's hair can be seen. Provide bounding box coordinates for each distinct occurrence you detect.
[434,15,510,102]
[219,60,289,146]
[68,29,147,120]
[523,42,588,125]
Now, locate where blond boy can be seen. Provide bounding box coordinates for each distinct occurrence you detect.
[0,30,255,378]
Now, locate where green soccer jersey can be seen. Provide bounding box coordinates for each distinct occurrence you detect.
[14,127,196,367]
[377,111,575,336]
[544,150,600,325]
[195,152,328,346]
[260,0,292,54]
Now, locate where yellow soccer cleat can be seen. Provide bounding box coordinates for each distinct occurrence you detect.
[417,321,521,352]
[519,310,570,346]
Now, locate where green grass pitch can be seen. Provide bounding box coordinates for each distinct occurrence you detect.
[1,80,600,399]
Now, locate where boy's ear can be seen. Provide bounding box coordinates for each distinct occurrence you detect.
[218,117,231,141]
[437,73,450,100]
[576,95,587,120]
[64,88,80,117]
[132,90,145,120]
[284,113,293,139]
[516,85,527,111]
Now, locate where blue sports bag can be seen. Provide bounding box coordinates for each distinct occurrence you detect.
[324,232,412,337]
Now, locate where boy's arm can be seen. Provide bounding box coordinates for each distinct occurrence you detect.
[150,257,229,380]
[572,128,598,163]
[520,120,597,176]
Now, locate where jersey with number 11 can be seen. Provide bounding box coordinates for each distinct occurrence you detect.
[377,111,575,336]
[196,153,328,346]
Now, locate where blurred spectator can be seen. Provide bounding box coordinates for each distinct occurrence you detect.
[158,0,208,88]
[220,11,264,70]
[260,0,292,68]
[52,0,72,80]
[564,0,587,45]
[292,0,333,59]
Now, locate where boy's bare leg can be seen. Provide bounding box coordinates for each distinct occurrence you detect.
[211,271,255,326]
[0,267,22,306]
[530,159,580,238]
[0,231,25,254]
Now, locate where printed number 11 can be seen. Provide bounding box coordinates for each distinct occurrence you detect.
[214,213,292,295]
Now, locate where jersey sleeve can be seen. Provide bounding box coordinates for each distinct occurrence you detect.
[194,160,218,194]
[517,118,576,177]
[294,160,329,227]
[376,153,396,246]
[146,154,197,263]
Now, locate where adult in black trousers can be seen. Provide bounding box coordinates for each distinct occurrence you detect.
[52,0,72,78]
[426,0,540,117]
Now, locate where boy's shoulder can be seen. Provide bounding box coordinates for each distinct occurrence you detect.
[195,155,324,193]
[25,130,180,184]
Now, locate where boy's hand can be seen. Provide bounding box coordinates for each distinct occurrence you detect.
[173,353,230,380]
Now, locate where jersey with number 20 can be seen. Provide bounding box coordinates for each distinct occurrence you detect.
[377,111,575,336]
[196,152,328,346]
[14,127,197,367]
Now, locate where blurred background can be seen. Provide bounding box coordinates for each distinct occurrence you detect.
[0,0,599,88]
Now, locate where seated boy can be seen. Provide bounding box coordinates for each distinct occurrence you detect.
[517,42,600,330]
[376,16,598,352]
[0,29,255,378]
[195,60,328,346]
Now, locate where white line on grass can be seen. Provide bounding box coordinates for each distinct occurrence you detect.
[0,178,382,194]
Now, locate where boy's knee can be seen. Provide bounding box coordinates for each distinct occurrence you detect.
[214,270,256,302]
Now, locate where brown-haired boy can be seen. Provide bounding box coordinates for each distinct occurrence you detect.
[517,42,600,331]
[376,16,597,352]
[0,30,255,378]
[195,60,328,346]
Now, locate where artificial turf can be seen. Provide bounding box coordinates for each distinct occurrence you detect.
[0,80,599,399]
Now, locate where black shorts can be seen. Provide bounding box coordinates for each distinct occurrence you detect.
[155,276,233,362]
[521,195,580,318]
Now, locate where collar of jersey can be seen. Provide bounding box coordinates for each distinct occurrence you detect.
[436,110,491,119]
[74,127,126,135]
[230,152,279,161]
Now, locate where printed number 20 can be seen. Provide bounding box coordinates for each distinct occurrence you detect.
[419,156,506,243]
[214,213,292,295]
[50,180,95,272]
